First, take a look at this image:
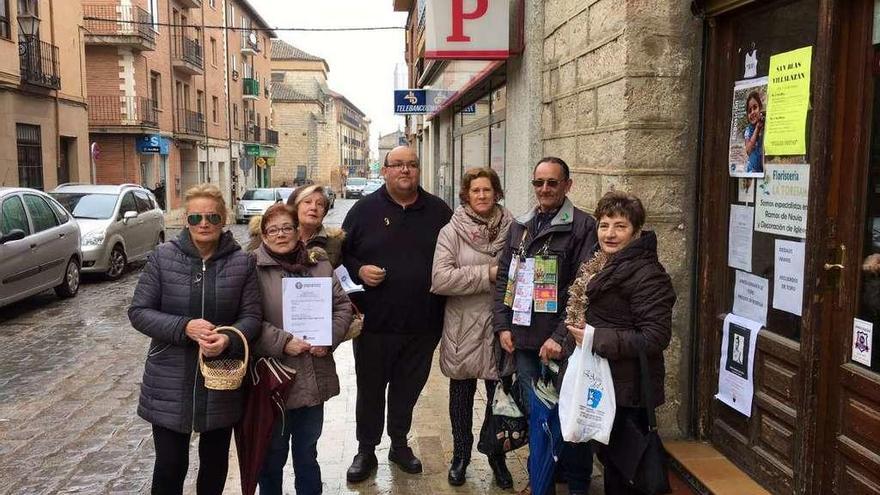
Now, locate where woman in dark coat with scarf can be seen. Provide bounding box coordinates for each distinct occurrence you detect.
[565,190,676,494]
[128,184,262,495]
[252,202,352,494]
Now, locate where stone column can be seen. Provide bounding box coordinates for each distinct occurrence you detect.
[541,0,702,437]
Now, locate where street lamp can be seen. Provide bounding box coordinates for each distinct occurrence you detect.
[17,11,39,38]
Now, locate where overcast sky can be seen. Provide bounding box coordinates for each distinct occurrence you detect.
[249,0,408,160]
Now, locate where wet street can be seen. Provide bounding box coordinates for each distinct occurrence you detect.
[0,199,601,494]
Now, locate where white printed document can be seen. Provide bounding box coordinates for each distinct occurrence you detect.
[282,277,333,346]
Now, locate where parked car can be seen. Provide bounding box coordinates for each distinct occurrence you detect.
[51,184,165,280]
[362,180,383,196]
[277,186,335,209]
[345,177,368,199]
[236,188,281,223]
[0,187,82,307]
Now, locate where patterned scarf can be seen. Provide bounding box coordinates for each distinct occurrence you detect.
[564,250,612,328]
[262,240,316,276]
[450,204,511,256]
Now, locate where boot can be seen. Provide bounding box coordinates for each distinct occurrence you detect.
[489,454,513,489]
[447,456,468,486]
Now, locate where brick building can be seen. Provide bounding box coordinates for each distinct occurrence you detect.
[0,0,90,190]
[270,40,370,194]
[82,0,275,217]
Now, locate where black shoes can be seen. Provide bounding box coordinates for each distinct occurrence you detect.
[489,454,514,489]
[447,456,469,486]
[346,452,378,483]
[388,446,423,474]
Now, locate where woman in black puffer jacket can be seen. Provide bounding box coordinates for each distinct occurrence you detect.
[129,184,261,495]
[565,191,676,495]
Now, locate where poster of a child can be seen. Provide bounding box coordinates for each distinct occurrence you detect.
[729,77,768,178]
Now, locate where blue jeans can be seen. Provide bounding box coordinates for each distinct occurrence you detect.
[515,349,593,494]
[258,404,325,495]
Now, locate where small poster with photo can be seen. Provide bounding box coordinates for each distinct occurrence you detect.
[729,77,768,178]
[716,314,762,417]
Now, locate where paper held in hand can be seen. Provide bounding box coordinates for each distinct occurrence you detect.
[282,277,333,346]
[333,265,364,294]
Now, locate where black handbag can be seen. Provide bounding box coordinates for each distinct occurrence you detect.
[477,349,529,455]
[606,349,671,495]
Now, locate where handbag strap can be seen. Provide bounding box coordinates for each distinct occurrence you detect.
[638,348,658,432]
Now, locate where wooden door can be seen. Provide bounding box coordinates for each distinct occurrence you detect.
[695,1,829,493]
[817,0,880,492]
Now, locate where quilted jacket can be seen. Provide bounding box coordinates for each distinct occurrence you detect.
[128,229,262,433]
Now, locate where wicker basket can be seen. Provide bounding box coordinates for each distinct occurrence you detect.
[199,326,249,391]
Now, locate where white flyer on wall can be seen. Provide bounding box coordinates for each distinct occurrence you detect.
[282,277,333,346]
[728,204,754,272]
[772,240,805,316]
[733,270,769,326]
[716,314,763,417]
[852,318,874,367]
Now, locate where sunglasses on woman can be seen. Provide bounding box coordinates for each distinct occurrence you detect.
[186,213,222,226]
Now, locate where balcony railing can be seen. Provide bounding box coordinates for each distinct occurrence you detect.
[171,34,203,74]
[243,77,259,99]
[83,4,156,49]
[241,124,261,143]
[264,129,279,145]
[19,36,60,89]
[176,108,205,136]
[89,96,158,128]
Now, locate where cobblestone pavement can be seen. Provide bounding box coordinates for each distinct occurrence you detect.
[0,199,603,494]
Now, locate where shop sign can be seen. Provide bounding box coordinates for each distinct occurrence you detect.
[425,0,509,60]
[245,144,261,157]
[137,135,170,155]
[260,146,277,158]
[394,89,477,115]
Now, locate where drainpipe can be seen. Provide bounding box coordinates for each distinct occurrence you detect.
[200,2,210,188]
[224,0,236,202]
[50,0,61,187]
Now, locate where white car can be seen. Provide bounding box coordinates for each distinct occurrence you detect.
[0,187,82,307]
[51,184,165,280]
[236,188,281,224]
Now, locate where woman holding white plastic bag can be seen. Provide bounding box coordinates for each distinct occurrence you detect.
[563,191,676,494]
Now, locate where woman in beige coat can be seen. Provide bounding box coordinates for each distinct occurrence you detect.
[253,203,352,495]
[431,167,514,488]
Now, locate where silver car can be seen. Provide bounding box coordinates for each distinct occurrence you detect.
[236,188,281,224]
[0,187,82,307]
[51,184,165,280]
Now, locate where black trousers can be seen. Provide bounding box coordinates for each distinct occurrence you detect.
[353,332,439,450]
[151,424,233,495]
[449,378,497,460]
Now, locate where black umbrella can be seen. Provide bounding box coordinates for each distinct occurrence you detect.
[234,357,296,495]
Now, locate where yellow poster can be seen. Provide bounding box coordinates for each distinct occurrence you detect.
[764,46,812,155]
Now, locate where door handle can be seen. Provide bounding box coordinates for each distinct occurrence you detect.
[29,243,36,249]
[824,244,846,271]
[824,243,846,307]
[58,233,65,238]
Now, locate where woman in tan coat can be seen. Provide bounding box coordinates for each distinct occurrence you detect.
[431,167,514,488]
[253,203,352,495]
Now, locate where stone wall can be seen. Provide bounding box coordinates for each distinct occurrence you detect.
[540,0,701,436]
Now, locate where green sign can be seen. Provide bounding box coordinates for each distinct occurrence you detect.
[260,146,277,158]
[245,144,261,157]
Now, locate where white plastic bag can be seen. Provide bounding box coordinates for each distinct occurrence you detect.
[558,324,616,444]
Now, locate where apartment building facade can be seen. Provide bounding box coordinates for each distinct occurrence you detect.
[82,0,275,215]
[0,0,90,190]
[270,39,370,193]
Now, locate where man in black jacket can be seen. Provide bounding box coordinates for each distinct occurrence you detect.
[342,146,453,482]
[493,156,597,494]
